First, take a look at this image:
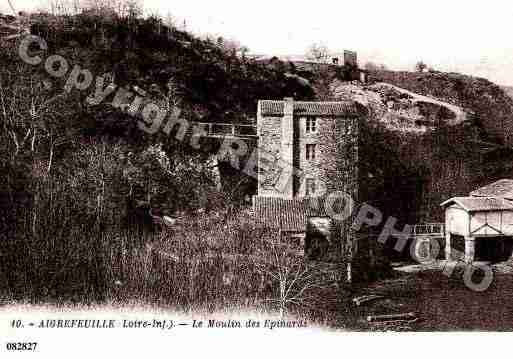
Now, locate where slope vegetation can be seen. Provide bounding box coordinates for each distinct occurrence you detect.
[332,71,513,223]
[368,70,513,146]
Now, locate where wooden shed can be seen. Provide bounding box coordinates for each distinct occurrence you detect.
[441,179,513,263]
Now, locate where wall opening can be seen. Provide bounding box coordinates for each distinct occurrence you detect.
[475,237,513,263]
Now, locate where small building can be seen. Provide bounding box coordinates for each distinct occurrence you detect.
[441,179,513,263]
[253,196,331,249]
[343,50,358,68]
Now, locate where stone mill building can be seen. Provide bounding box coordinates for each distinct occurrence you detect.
[253,97,363,258]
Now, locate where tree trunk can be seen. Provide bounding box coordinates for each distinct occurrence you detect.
[47,143,54,173]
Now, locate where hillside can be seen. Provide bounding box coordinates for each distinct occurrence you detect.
[331,71,513,222]
[2,9,310,304]
[4,11,513,220]
[23,12,314,123]
[4,7,513,310]
[332,81,470,134]
[366,70,513,146]
[0,10,320,211]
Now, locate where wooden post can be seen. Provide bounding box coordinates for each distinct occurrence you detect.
[464,237,475,263]
[445,232,452,261]
[345,223,353,284]
[278,219,282,243]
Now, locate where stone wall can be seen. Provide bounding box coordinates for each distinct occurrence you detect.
[257,116,283,197]
[257,113,359,202]
[297,116,358,198]
[316,117,359,261]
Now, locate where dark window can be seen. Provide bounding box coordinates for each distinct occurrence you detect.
[306,117,317,133]
[306,144,316,161]
[306,178,316,196]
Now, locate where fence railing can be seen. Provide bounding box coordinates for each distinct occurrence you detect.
[191,122,257,138]
[412,223,445,237]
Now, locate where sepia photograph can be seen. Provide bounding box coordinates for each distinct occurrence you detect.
[1,0,513,356]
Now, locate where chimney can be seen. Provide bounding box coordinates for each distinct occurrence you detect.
[280,97,294,199]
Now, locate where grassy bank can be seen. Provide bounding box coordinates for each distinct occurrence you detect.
[0,172,349,325]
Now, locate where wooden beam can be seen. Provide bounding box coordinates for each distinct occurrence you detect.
[367,312,417,323]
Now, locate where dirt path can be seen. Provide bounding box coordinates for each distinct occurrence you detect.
[375,82,468,125]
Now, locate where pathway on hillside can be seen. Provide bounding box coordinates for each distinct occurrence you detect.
[375,82,468,125]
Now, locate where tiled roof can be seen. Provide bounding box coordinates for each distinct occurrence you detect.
[440,197,513,212]
[254,196,329,232]
[259,100,361,117]
[470,179,513,199]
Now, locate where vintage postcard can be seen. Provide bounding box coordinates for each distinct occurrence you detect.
[1,0,513,357]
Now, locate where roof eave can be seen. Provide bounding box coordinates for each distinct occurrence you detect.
[440,198,460,208]
[440,197,513,212]
[260,112,360,117]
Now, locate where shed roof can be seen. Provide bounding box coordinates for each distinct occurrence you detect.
[440,196,513,212]
[254,196,329,232]
[259,100,361,117]
[470,179,513,199]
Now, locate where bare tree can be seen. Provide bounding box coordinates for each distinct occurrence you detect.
[415,60,428,73]
[0,57,77,168]
[364,61,379,71]
[7,0,17,15]
[364,61,388,71]
[120,0,142,19]
[239,46,250,59]
[306,42,330,63]
[74,0,142,18]
[163,11,175,28]
[254,240,336,318]
[0,53,79,236]
[165,76,182,112]
[214,36,250,58]
[223,38,241,54]
[42,0,72,15]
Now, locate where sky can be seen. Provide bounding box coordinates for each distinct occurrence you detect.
[3,0,513,85]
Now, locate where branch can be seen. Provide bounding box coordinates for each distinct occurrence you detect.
[9,130,19,155]
[31,128,37,152]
